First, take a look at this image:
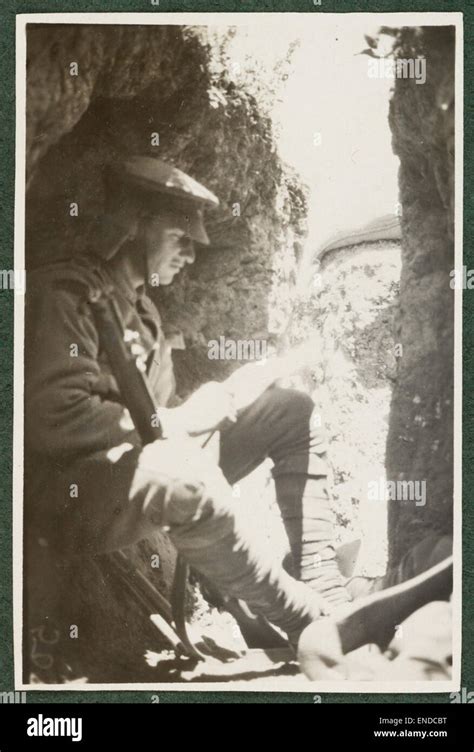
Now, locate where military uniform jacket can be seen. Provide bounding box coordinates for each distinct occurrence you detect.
[24,254,178,511]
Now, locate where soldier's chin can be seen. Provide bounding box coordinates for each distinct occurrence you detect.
[159,269,177,285]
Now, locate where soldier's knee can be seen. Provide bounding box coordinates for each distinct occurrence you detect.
[163,477,209,526]
[136,438,230,530]
[266,387,317,425]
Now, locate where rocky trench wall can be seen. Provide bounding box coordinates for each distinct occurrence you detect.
[386,27,455,566]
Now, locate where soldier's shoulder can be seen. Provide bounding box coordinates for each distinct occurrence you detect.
[28,256,110,299]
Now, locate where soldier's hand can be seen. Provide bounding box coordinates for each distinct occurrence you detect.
[165,381,237,436]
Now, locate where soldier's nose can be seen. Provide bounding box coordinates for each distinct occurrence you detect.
[180,238,196,264]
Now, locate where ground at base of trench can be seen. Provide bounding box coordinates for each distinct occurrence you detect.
[136,597,453,685]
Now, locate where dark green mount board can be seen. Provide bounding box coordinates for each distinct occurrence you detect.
[0,0,471,705]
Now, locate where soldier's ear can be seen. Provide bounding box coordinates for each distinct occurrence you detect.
[126,214,140,241]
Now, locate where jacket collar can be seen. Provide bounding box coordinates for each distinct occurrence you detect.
[105,264,144,305]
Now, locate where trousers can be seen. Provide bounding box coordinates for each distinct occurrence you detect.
[45,387,345,638]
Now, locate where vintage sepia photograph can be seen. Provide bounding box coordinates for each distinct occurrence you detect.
[14,12,461,691]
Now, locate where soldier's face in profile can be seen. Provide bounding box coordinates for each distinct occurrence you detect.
[142,215,196,285]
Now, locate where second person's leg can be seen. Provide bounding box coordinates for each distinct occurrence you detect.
[220,386,351,608]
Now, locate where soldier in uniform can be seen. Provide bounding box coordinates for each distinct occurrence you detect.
[24,157,451,679]
[24,157,353,670]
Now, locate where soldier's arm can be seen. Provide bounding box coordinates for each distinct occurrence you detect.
[25,280,139,458]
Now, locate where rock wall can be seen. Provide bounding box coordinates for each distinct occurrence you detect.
[386,27,455,566]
